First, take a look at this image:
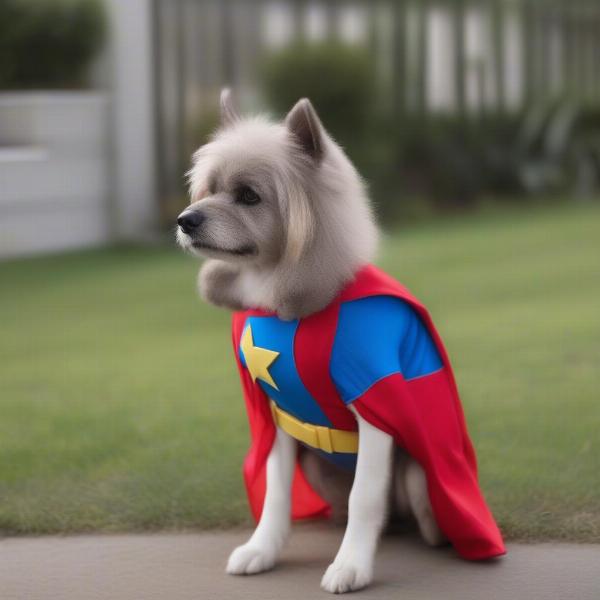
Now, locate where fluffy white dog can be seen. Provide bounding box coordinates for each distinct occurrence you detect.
[177,90,505,593]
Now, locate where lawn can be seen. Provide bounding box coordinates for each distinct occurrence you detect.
[1,203,599,540]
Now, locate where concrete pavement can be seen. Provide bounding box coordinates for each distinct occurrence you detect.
[1,525,599,600]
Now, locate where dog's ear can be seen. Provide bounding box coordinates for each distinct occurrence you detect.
[285,98,323,161]
[220,88,239,127]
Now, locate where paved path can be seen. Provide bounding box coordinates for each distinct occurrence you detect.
[1,526,598,600]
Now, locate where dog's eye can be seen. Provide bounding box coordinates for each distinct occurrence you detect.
[236,186,261,206]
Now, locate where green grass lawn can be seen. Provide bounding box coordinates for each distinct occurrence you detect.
[1,203,599,540]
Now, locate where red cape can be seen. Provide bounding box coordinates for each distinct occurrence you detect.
[232,264,505,560]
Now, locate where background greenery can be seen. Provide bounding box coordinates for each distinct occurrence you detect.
[0,0,106,90]
[1,202,598,540]
[182,40,600,221]
[259,42,600,218]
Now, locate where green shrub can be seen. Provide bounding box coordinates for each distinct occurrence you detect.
[261,41,375,154]
[0,0,106,90]
[387,114,521,211]
[253,42,600,219]
[259,41,497,216]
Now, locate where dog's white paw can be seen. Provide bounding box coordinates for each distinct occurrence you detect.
[320,560,372,594]
[226,543,277,575]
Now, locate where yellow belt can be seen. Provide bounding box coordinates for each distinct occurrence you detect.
[270,400,358,454]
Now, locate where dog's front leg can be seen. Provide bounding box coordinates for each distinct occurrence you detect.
[321,407,393,593]
[226,427,296,575]
[198,259,245,311]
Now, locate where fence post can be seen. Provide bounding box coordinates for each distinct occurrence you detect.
[291,0,307,42]
[105,0,159,240]
[415,0,428,117]
[490,0,506,112]
[392,0,407,116]
[521,0,536,106]
[453,0,466,117]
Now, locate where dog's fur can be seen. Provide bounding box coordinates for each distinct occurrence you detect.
[177,90,443,593]
[177,91,377,320]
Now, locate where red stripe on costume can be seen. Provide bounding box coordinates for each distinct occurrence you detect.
[295,303,357,431]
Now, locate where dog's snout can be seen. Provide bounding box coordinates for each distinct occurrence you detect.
[177,211,205,235]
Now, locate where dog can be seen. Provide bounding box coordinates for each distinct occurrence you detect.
[177,90,505,593]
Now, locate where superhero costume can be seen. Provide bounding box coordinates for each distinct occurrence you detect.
[232,264,505,560]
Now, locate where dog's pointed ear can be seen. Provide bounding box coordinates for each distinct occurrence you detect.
[220,88,239,127]
[285,98,323,161]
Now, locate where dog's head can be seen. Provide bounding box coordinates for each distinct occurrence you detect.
[177,90,323,266]
[177,89,378,315]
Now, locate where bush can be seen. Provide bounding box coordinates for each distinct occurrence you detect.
[259,41,494,217]
[259,43,600,220]
[388,114,522,211]
[0,0,106,90]
[261,42,375,155]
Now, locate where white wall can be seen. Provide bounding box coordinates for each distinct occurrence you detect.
[0,93,112,259]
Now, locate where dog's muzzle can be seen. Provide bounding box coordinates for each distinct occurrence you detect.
[177,210,205,235]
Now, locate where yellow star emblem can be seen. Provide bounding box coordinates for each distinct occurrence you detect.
[240,324,280,390]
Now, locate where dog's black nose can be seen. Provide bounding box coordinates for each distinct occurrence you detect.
[177,211,205,234]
